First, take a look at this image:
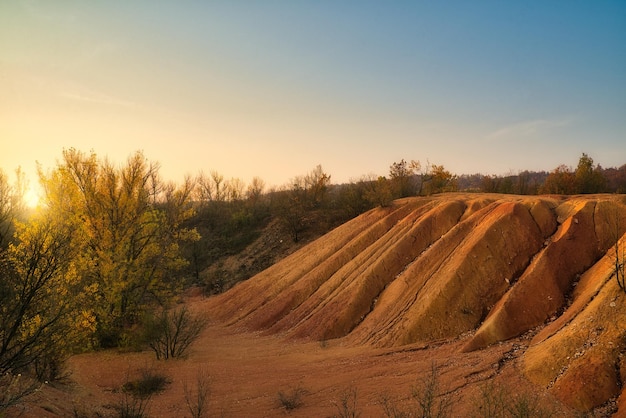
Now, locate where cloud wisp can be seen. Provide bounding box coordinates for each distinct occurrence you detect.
[487,118,573,141]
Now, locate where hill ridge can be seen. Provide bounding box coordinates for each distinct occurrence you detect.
[207,193,626,412]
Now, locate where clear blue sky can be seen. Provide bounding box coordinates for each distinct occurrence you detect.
[2,0,625,198]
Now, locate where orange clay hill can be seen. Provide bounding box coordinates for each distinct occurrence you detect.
[206,193,626,415]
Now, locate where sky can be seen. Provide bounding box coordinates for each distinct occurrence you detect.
[1,0,625,202]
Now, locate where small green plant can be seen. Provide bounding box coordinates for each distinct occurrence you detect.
[277,384,308,411]
[184,368,211,418]
[332,386,361,418]
[143,307,206,360]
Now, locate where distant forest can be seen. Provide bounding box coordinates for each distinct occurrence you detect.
[181,152,626,291]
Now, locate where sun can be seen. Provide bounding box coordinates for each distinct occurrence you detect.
[24,186,42,208]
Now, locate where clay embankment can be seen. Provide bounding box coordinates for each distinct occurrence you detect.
[207,193,626,413]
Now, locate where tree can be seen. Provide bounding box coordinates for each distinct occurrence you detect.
[304,165,331,209]
[275,186,307,243]
[540,164,577,194]
[0,208,95,381]
[428,164,457,194]
[275,165,331,242]
[246,176,265,204]
[389,159,422,198]
[143,307,206,360]
[0,169,27,249]
[225,177,245,202]
[39,149,198,347]
[364,176,393,207]
[575,153,606,194]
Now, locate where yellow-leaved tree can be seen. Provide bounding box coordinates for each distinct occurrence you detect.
[0,210,96,379]
[39,149,198,347]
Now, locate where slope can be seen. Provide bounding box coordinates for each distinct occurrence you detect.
[206,193,626,413]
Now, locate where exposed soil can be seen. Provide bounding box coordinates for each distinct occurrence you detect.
[11,309,574,417]
[7,193,626,417]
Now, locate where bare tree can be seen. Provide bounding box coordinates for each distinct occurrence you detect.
[0,169,26,249]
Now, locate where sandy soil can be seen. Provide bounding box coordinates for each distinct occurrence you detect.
[18,308,572,417]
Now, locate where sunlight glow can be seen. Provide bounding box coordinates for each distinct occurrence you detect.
[24,186,42,208]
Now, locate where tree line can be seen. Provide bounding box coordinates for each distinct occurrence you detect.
[0,148,624,404]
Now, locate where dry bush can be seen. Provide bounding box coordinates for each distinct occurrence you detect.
[122,367,170,399]
[113,392,150,418]
[472,381,554,418]
[332,386,361,418]
[277,384,308,411]
[143,307,206,360]
[184,368,211,418]
[379,362,451,418]
[0,372,40,413]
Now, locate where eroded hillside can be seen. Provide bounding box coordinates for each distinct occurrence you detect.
[207,193,626,413]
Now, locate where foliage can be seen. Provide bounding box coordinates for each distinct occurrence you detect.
[472,171,544,195]
[575,153,606,193]
[365,176,394,207]
[541,153,609,195]
[39,149,198,347]
[426,165,458,195]
[143,307,206,360]
[389,159,422,198]
[0,208,95,380]
[274,165,332,242]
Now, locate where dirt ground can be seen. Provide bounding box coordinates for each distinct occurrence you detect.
[9,294,580,418]
[8,194,626,417]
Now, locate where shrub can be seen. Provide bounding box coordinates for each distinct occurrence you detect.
[184,368,211,418]
[113,392,150,418]
[122,367,170,399]
[412,362,452,418]
[472,381,553,418]
[378,392,411,418]
[0,372,40,413]
[379,362,451,418]
[332,386,361,418]
[277,384,308,411]
[473,381,508,418]
[143,307,206,360]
